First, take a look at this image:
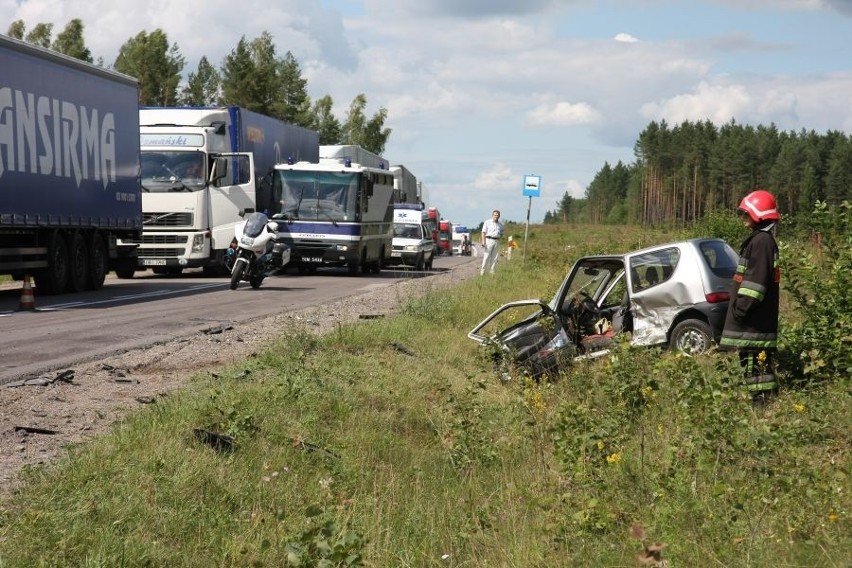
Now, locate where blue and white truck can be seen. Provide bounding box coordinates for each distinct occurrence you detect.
[271,145,395,274]
[123,106,319,276]
[0,34,142,294]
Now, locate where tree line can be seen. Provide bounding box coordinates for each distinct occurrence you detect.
[7,19,391,155]
[545,119,852,226]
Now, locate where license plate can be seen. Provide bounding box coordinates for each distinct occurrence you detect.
[301,257,324,263]
[142,259,167,266]
[391,251,402,257]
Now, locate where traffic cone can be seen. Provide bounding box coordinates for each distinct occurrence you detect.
[18,274,35,311]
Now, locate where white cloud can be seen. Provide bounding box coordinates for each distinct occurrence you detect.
[614,33,639,43]
[641,81,752,124]
[473,163,516,191]
[526,101,600,126]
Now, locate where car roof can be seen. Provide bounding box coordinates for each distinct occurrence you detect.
[577,238,724,261]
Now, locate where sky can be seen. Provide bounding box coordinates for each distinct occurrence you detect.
[4,0,852,228]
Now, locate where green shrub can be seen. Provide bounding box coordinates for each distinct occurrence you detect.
[779,201,852,385]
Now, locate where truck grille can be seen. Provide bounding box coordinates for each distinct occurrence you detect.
[143,212,193,227]
[293,243,332,253]
[139,248,186,258]
[141,235,188,245]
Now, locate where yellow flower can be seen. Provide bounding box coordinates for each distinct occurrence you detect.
[529,391,546,412]
[597,440,605,451]
[793,403,805,413]
[657,423,664,434]
[757,350,767,364]
[606,452,622,464]
[828,513,839,523]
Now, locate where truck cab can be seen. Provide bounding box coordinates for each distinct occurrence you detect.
[452,226,471,255]
[437,219,453,255]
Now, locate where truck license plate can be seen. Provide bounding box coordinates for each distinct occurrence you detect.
[142,259,167,266]
[302,257,323,263]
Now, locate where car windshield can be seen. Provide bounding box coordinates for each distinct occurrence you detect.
[394,223,422,239]
[565,261,623,300]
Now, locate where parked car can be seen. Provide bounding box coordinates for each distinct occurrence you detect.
[468,238,738,377]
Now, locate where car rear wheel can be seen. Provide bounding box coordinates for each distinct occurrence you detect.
[670,319,714,355]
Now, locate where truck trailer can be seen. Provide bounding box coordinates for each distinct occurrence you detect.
[389,164,420,204]
[124,106,319,276]
[0,34,142,294]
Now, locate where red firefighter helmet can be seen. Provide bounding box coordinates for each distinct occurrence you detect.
[738,189,780,223]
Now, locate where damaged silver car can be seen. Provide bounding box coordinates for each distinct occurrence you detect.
[468,238,738,377]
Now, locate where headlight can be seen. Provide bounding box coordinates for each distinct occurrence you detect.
[191,234,205,252]
[404,245,418,252]
[335,244,349,251]
[240,236,254,246]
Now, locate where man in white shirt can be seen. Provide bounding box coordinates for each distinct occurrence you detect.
[480,209,504,275]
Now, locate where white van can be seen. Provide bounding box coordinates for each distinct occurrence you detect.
[387,208,436,270]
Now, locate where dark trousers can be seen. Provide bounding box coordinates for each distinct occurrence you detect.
[739,349,778,398]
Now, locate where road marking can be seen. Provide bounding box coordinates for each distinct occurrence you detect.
[4,282,226,312]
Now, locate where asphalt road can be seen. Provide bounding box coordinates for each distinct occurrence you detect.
[0,256,468,385]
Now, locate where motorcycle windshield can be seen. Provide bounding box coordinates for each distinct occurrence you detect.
[242,212,270,238]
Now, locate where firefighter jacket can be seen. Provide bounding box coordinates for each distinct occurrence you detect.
[720,227,780,350]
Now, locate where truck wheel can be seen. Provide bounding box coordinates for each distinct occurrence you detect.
[372,251,384,274]
[202,251,230,277]
[114,267,135,279]
[67,232,89,293]
[34,231,69,295]
[670,319,714,355]
[415,253,425,271]
[87,234,108,290]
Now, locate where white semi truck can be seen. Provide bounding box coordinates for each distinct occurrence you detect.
[120,106,318,277]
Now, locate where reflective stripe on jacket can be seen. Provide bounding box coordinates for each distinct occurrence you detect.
[720,228,780,349]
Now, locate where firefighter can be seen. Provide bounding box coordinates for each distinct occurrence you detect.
[720,189,781,404]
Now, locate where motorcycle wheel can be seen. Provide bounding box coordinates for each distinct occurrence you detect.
[249,274,264,289]
[230,262,246,290]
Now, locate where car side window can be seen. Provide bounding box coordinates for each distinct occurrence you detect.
[699,241,737,278]
[630,248,680,292]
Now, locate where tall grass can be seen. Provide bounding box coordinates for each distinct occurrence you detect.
[0,222,848,567]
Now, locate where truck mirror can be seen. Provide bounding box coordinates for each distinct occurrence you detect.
[212,157,229,182]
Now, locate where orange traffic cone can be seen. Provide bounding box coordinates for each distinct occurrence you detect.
[19,274,35,311]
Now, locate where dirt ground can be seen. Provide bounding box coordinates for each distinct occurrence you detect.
[0,259,479,496]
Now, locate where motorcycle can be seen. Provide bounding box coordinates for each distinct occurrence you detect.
[225,211,290,290]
